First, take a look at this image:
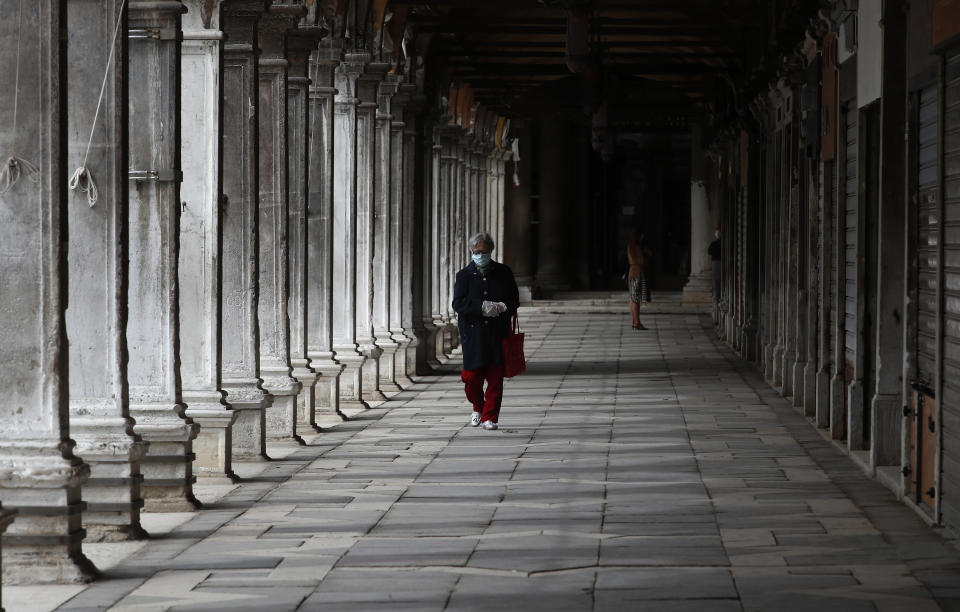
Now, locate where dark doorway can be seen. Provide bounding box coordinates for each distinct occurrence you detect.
[590,132,691,291]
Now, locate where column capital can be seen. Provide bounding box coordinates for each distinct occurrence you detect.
[182,0,227,34]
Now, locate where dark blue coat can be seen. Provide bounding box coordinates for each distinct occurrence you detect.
[452,260,520,371]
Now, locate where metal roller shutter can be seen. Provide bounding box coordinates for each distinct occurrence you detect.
[942,49,960,528]
[844,104,858,379]
[917,84,939,390]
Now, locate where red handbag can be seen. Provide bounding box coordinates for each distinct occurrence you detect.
[502,314,526,378]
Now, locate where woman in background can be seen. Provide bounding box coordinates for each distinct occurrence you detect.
[627,229,650,330]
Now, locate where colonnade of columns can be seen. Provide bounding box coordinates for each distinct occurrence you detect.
[0,0,510,587]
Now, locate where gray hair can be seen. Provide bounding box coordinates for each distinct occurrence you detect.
[469,232,495,252]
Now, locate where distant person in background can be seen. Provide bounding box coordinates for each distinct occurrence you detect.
[708,228,721,316]
[627,229,651,330]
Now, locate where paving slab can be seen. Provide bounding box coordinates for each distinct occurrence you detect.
[16,311,960,611]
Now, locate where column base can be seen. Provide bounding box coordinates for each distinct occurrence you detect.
[291,363,319,433]
[335,347,370,409]
[224,378,271,460]
[360,342,387,402]
[772,345,785,388]
[391,330,416,388]
[186,402,238,486]
[830,372,848,440]
[815,367,831,429]
[0,446,98,585]
[847,379,866,450]
[0,505,16,605]
[682,271,713,304]
[376,333,401,392]
[802,361,817,417]
[72,416,149,542]
[266,393,305,445]
[791,359,806,408]
[134,401,202,512]
[308,354,347,422]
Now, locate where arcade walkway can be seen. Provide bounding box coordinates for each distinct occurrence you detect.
[12,311,960,611]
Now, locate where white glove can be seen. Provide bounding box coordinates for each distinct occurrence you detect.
[481,301,507,317]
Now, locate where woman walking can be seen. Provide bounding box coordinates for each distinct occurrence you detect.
[627,229,650,330]
[452,232,520,430]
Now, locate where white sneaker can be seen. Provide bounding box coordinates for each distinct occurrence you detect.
[482,420,498,430]
[470,412,481,427]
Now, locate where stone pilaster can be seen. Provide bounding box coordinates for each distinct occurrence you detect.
[127,0,198,512]
[536,121,572,292]
[180,0,237,484]
[332,53,370,410]
[390,84,417,387]
[0,0,97,582]
[423,122,444,368]
[64,0,146,540]
[870,0,907,467]
[221,1,271,462]
[0,504,15,601]
[683,123,714,304]
[287,24,325,433]
[407,99,434,375]
[373,75,401,392]
[504,124,535,302]
[257,4,305,446]
[306,40,346,420]
[355,59,389,400]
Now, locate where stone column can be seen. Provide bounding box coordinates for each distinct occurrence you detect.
[287,24,324,432]
[373,76,401,392]
[423,122,444,368]
[783,96,801,398]
[504,126,535,302]
[127,0,199,512]
[221,1,271,462]
[332,53,369,410]
[495,150,508,261]
[180,0,237,484]
[355,59,388,400]
[64,0,145,540]
[0,504,15,599]
[684,123,714,303]
[536,120,572,292]
[436,126,457,358]
[390,84,417,386]
[406,98,432,375]
[257,4,304,447]
[306,41,346,420]
[870,0,907,467]
[0,0,96,582]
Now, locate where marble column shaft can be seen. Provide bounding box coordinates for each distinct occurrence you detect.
[332,53,369,409]
[390,85,417,386]
[257,6,304,446]
[180,0,236,484]
[0,0,97,583]
[65,0,147,541]
[306,41,346,419]
[287,25,324,433]
[221,1,271,462]
[424,123,444,367]
[373,76,401,392]
[127,0,198,513]
[355,60,388,400]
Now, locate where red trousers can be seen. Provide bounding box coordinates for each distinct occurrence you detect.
[461,364,504,423]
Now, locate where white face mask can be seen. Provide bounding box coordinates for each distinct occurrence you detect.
[472,253,491,267]
[714,231,720,239]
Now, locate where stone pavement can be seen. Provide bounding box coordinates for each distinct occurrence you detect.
[10,311,960,611]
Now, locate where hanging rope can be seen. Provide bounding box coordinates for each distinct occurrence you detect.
[69,0,126,208]
[1,0,40,195]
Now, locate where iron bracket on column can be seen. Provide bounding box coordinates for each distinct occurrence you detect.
[129,169,182,183]
[128,27,180,41]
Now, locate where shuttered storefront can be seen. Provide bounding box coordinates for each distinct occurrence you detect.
[917,84,939,390]
[844,104,858,381]
[942,50,960,527]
